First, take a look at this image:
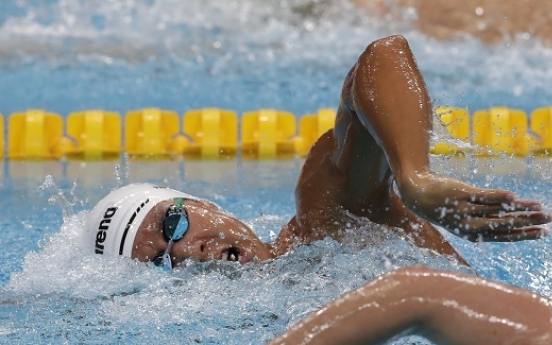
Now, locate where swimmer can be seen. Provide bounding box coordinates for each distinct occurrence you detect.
[85,35,551,268]
[269,265,552,345]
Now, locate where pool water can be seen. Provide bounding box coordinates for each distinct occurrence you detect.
[1,157,551,344]
[1,1,552,344]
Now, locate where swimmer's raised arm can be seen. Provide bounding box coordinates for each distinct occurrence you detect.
[269,265,552,345]
[289,35,550,265]
[342,35,550,241]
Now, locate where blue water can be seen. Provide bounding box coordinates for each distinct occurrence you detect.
[1,1,552,344]
[1,1,552,116]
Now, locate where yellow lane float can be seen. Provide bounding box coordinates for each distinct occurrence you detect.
[8,109,68,159]
[472,107,539,156]
[183,108,238,159]
[241,109,296,158]
[125,108,180,157]
[66,110,121,159]
[295,108,336,157]
[531,107,552,155]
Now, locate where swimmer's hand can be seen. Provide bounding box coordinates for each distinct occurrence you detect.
[399,173,552,242]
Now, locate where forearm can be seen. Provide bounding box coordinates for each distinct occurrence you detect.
[268,268,423,345]
[269,266,552,345]
[418,269,552,345]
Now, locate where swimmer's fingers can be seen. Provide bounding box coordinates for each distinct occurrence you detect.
[463,226,548,242]
[457,186,515,205]
[457,212,551,242]
[485,211,552,227]
[458,186,544,209]
[451,200,544,217]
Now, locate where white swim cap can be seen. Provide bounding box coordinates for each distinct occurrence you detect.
[85,183,200,258]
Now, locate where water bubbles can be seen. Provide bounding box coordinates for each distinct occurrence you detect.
[36,175,75,221]
[114,154,130,186]
[114,164,122,183]
[513,84,524,96]
[37,175,55,191]
[21,220,33,229]
[403,6,418,21]
[484,170,494,187]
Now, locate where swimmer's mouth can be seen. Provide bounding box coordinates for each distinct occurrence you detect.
[221,246,252,264]
[224,247,241,262]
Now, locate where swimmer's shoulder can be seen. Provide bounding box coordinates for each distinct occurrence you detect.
[295,129,348,214]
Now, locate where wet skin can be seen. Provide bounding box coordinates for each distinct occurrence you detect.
[269,265,552,344]
[132,200,275,266]
[132,35,551,267]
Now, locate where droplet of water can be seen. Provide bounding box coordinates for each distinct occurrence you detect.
[37,175,55,191]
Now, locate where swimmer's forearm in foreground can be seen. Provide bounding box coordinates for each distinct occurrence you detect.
[269,265,552,345]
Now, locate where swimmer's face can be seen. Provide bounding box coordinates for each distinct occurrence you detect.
[132,199,275,266]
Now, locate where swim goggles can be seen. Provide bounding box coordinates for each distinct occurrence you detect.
[152,198,189,270]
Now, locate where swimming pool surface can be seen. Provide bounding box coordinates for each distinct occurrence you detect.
[1,1,552,344]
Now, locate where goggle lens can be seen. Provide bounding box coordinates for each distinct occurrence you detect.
[153,198,189,270]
